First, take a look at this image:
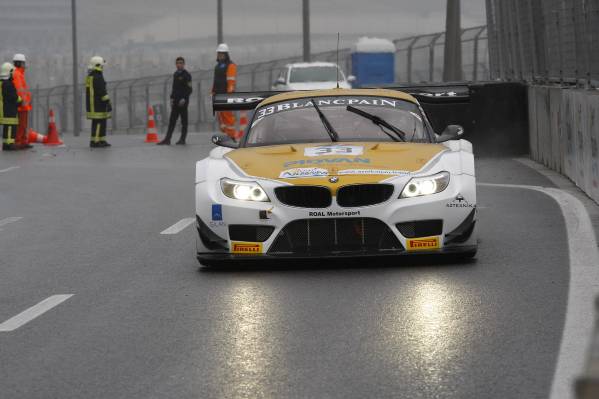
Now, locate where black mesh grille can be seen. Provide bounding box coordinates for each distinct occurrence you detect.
[269,218,403,254]
[396,220,443,238]
[229,225,275,242]
[337,184,395,207]
[275,186,332,208]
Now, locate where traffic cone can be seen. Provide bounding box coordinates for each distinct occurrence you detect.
[44,109,64,146]
[145,106,159,143]
[28,130,47,144]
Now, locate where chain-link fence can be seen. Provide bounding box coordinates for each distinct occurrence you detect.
[486,0,599,86]
[31,26,488,135]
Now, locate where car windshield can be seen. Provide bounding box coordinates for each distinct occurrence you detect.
[246,96,429,146]
[289,66,341,83]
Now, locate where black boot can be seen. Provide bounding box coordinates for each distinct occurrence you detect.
[90,141,100,148]
[157,139,170,145]
[2,144,16,151]
[175,139,186,145]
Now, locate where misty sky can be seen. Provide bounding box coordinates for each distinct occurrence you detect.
[80,0,486,46]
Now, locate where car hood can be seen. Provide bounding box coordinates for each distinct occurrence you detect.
[225,142,447,187]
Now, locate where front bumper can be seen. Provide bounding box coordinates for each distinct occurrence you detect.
[197,244,477,264]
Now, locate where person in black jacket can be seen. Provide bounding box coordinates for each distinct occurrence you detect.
[86,56,112,148]
[157,57,192,145]
[0,62,22,151]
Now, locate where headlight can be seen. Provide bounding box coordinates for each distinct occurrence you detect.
[400,172,450,198]
[221,178,270,202]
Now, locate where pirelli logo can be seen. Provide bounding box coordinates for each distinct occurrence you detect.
[231,242,263,255]
[406,236,441,251]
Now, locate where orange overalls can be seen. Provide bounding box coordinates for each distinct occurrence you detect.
[13,66,31,146]
[213,62,246,140]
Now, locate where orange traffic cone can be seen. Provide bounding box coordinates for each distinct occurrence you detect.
[145,106,159,143]
[44,109,64,146]
[28,130,47,144]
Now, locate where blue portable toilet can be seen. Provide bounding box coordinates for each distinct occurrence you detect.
[351,37,396,87]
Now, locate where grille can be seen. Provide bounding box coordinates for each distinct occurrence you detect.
[337,184,395,207]
[396,220,443,238]
[275,186,332,208]
[269,218,403,254]
[229,225,275,242]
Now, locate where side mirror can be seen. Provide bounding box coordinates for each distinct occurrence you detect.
[436,125,464,143]
[211,134,238,148]
[347,75,356,83]
[274,77,286,86]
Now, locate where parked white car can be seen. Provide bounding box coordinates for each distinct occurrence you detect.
[271,62,355,91]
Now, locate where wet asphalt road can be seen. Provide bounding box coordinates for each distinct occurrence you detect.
[0,135,568,398]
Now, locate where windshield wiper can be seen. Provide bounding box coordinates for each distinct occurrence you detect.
[311,98,339,142]
[346,105,406,142]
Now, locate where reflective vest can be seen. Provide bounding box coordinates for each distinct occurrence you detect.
[0,78,21,125]
[85,68,111,120]
[213,62,237,94]
[12,67,31,112]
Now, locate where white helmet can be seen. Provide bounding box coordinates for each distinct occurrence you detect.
[13,53,26,63]
[216,43,230,53]
[89,55,106,68]
[0,62,14,79]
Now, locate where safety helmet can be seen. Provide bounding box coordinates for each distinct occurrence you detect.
[0,62,14,79]
[13,53,26,63]
[216,43,230,53]
[89,55,106,68]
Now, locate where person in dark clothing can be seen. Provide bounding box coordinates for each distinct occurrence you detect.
[157,57,193,145]
[0,62,22,151]
[85,56,112,148]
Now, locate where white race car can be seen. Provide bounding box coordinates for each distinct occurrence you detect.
[196,88,476,266]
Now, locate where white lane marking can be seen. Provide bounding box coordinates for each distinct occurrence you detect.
[0,217,22,228]
[161,218,196,235]
[0,166,19,174]
[479,182,599,399]
[0,295,74,332]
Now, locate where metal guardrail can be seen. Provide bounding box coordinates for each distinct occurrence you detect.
[31,26,488,134]
[486,0,599,87]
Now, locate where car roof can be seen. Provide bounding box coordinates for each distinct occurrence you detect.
[286,62,339,69]
[258,88,418,107]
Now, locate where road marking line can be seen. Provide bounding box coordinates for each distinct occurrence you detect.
[0,217,22,231]
[161,218,196,235]
[0,166,19,174]
[0,295,74,332]
[479,182,599,399]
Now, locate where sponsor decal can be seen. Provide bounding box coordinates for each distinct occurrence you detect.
[226,96,266,104]
[255,97,403,121]
[308,210,361,217]
[338,169,411,176]
[406,236,441,251]
[279,167,329,179]
[212,204,223,221]
[209,221,226,228]
[304,145,364,157]
[283,158,370,168]
[446,193,476,208]
[231,241,263,254]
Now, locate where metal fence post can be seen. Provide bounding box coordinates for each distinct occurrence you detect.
[128,84,134,132]
[112,83,119,131]
[406,37,419,83]
[429,33,443,82]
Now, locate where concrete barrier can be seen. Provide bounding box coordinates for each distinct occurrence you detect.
[529,86,599,204]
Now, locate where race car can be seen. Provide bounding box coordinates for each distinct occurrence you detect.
[196,88,476,266]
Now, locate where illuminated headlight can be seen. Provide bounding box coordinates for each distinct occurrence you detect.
[400,172,450,198]
[221,178,270,202]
